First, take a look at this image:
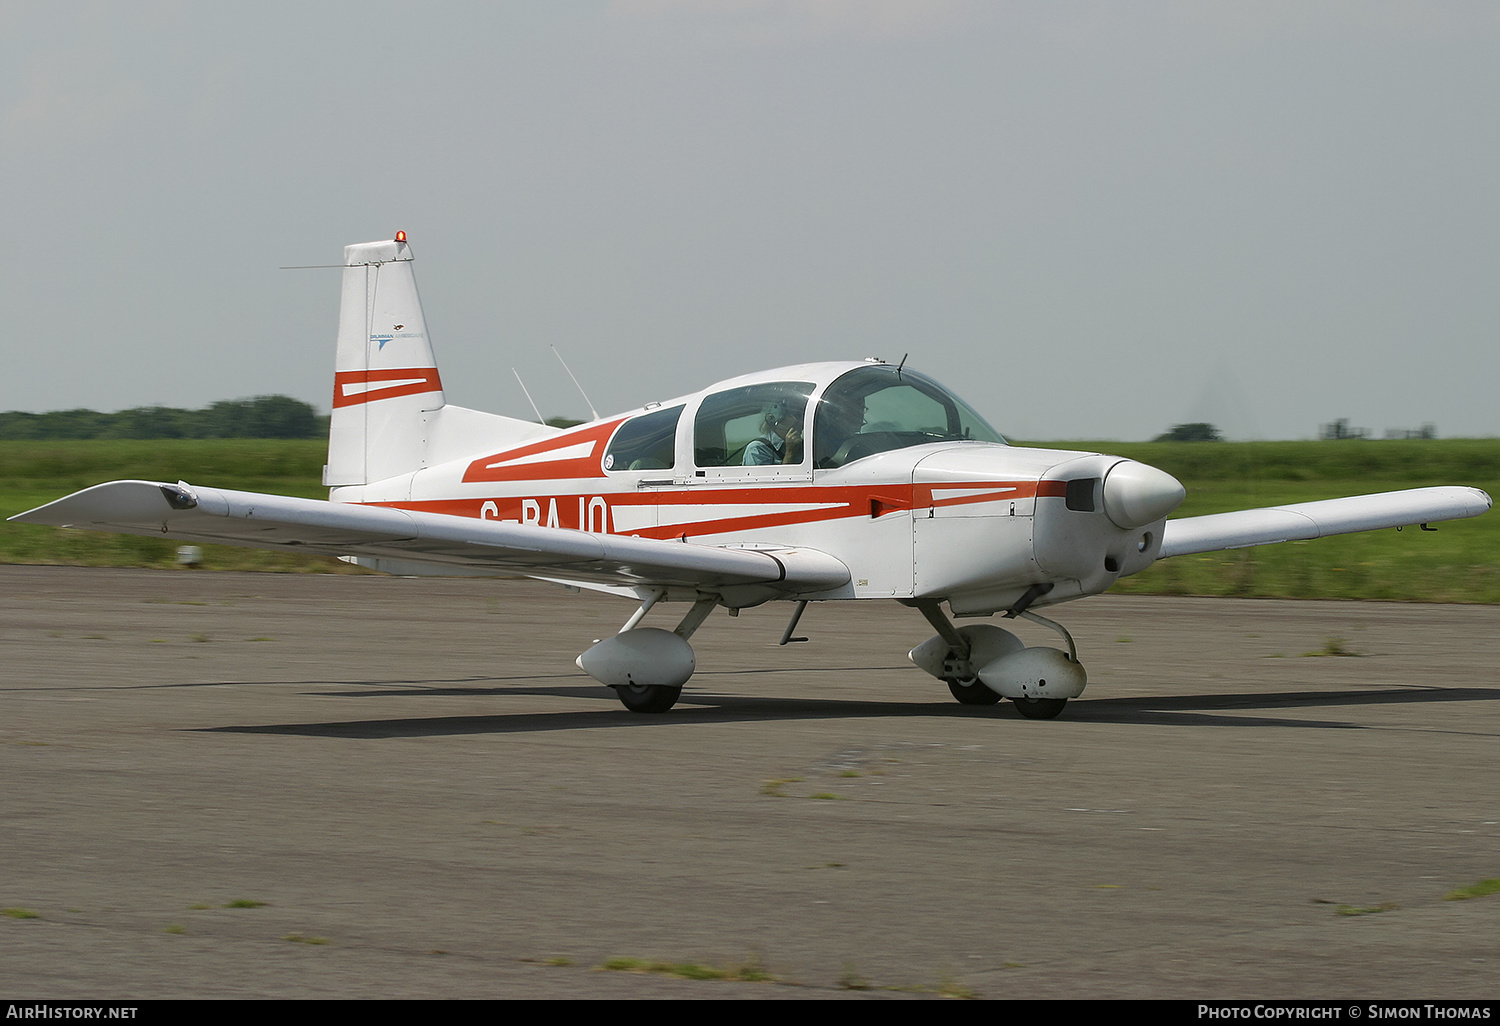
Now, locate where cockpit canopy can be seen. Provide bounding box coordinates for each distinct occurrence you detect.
[811,365,1006,468]
[603,362,1007,475]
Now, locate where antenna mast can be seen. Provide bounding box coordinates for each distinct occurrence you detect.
[551,345,600,422]
[512,368,547,425]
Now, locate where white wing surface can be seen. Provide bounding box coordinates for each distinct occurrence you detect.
[1159,486,1491,558]
[10,481,850,594]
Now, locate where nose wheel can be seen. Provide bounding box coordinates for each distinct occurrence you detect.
[1012,696,1068,720]
[946,677,1002,706]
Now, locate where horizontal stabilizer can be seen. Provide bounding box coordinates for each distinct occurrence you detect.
[10,481,851,595]
[1158,486,1492,558]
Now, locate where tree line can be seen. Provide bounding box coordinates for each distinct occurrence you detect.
[0,395,324,440]
[1153,422,1222,442]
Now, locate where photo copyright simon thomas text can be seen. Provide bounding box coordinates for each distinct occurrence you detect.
[1199,1007,1492,1020]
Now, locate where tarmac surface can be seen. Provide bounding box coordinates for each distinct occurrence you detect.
[1,564,1498,1000]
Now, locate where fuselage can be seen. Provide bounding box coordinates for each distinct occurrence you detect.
[333,360,1185,614]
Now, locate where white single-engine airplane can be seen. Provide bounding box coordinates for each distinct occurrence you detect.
[14,235,1492,719]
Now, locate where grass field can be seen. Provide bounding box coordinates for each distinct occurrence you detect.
[3,438,1496,600]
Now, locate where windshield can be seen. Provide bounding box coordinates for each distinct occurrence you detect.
[813,366,1006,469]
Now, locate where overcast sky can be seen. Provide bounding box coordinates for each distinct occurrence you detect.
[4,1,1497,440]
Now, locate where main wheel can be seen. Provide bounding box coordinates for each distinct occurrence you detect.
[946,678,1002,706]
[1012,697,1067,720]
[614,683,682,714]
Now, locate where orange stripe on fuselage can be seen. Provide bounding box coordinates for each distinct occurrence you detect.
[461,419,626,484]
[364,479,1051,539]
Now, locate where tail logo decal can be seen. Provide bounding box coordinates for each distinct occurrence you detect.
[370,330,425,352]
[333,367,443,408]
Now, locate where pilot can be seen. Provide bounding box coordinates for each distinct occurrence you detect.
[814,393,866,467]
[744,401,803,466]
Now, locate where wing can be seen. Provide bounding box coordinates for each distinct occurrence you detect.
[1159,486,1491,558]
[9,480,850,595]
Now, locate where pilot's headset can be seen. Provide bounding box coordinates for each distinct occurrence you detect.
[761,400,790,426]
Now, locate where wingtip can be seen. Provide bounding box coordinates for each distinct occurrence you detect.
[4,479,184,528]
[1456,485,1493,513]
[8,501,63,525]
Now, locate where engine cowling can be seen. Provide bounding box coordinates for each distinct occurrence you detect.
[1031,455,1184,597]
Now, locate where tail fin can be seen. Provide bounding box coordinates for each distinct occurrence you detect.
[325,235,553,490]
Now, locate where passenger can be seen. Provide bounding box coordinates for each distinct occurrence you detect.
[743,401,803,465]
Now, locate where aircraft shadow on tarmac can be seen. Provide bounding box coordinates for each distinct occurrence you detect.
[187,669,1500,740]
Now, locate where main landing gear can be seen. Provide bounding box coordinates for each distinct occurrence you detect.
[577,592,1087,720]
[614,682,683,714]
[575,592,717,714]
[907,600,1087,720]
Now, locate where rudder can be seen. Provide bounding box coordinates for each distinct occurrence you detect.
[324,234,560,495]
[325,235,443,487]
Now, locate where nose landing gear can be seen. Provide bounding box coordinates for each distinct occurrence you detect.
[908,600,1087,719]
[947,677,1003,706]
[1011,696,1069,720]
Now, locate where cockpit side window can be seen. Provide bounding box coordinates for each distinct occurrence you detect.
[603,405,683,472]
[814,366,1006,469]
[693,382,814,468]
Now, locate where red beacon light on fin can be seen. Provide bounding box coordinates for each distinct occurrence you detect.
[395,231,407,243]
